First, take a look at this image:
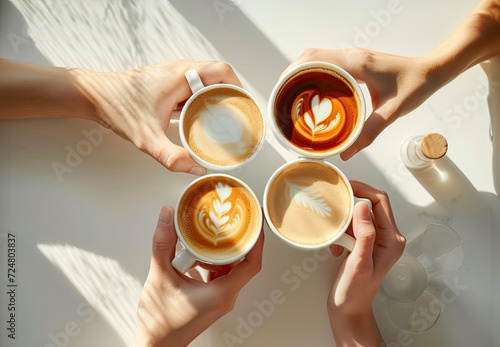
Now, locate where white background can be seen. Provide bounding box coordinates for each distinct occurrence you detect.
[0,0,499,346]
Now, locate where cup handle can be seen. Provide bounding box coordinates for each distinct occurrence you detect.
[185,69,205,94]
[334,198,373,252]
[171,248,197,274]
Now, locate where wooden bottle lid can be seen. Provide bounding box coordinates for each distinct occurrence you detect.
[419,133,448,159]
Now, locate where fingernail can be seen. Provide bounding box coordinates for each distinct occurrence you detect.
[159,207,173,225]
[357,202,371,221]
[190,166,205,176]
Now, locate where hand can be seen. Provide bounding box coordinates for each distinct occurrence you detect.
[327,181,406,346]
[135,206,264,347]
[283,48,440,160]
[71,60,243,175]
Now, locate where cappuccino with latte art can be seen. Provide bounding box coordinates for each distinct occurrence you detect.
[176,175,261,261]
[180,69,265,172]
[268,62,365,158]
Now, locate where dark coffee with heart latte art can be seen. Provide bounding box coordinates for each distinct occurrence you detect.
[274,68,361,153]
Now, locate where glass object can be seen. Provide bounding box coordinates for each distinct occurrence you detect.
[381,224,464,332]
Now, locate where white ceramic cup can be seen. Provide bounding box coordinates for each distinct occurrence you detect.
[179,69,265,172]
[263,159,371,251]
[267,61,366,159]
[172,174,263,273]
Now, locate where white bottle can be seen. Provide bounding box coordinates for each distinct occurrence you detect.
[400,133,448,170]
[401,133,488,221]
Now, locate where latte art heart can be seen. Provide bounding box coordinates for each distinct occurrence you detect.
[291,90,346,142]
[274,69,360,153]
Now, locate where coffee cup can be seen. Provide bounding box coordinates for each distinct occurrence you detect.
[172,174,263,273]
[179,69,265,172]
[267,62,366,158]
[263,159,371,251]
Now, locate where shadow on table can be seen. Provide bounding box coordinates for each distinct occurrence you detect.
[2,0,498,346]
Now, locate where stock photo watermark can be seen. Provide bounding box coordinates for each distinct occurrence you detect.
[2,233,17,340]
[434,74,500,130]
[222,248,332,346]
[44,302,96,347]
[212,0,245,21]
[338,0,413,50]
[6,0,63,56]
[386,276,467,347]
[51,124,112,183]
[383,73,499,192]
[42,263,134,347]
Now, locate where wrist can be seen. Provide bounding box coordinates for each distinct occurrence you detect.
[328,308,383,347]
[66,68,101,122]
[416,52,461,96]
[328,304,373,323]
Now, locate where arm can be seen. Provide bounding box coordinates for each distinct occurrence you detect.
[284,0,500,160]
[426,0,500,84]
[135,206,264,347]
[0,59,94,120]
[328,182,406,346]
[0,59,242,175]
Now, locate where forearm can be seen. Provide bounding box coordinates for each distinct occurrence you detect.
[0,59,95,120]
[135,310,221,347]
[425,0,500,87]
[329,309,384,347]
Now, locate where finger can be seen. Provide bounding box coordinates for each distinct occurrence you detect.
[329,244,344,257]
[340,111,388,160]
[194,261,236,281]
[197,62,243,88]
[150,206,179,277]
[174,61,243,103]
[144,135,206,176]
[212,230,265,292]
[349,181,398,232]
[207,264,235,281]
[350,202,376,269]
[281,48,349,78]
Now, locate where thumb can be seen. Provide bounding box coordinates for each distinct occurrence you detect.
[146,136,206,176]
[350,202,376,269]
[340,110,389,161]
[151,206,178,271]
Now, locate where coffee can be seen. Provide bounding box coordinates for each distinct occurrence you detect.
[274,68,360,153]
[183,87,264,166]
[266,161,351,245]
[177,175,261,260]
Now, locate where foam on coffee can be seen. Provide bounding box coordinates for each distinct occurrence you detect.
[267,162,351,245]
[183,87,264,166]
[274,68,361,153]
[177,176,260,260]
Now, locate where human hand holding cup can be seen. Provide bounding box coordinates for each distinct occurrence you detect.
[172,174,263,273]
[179,69,265,173]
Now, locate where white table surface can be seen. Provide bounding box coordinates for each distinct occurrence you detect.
[1,0,499,346]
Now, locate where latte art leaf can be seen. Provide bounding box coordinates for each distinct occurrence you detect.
[286,180,332,217]
[197,183,243,245]
[216,182,232,202]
